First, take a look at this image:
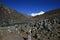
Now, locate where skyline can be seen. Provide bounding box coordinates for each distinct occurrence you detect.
[0,0,60,16]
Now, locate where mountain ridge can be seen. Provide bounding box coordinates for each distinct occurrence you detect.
[0,3,60,26]
[32,8,60,22]
[0,3,31,26]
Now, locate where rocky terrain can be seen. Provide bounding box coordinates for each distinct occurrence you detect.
[0,3,60,40]
[0,3,31,27]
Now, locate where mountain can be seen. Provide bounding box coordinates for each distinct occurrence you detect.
[31,9,60,40]
[32,8,60,22]
[0,3,60,40]
[0,3,31,26]
[0,3,60,27]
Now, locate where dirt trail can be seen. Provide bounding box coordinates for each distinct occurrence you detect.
[1,32,24,40]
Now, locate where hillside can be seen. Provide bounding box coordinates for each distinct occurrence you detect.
[0,3,31,26]
[32,8,60,22]
[0,3,60,40]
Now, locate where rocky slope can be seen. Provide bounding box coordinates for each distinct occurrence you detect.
[32,8,60,22]
[0,3,60,40]
[31,8,60,40]
[0,3,31,26]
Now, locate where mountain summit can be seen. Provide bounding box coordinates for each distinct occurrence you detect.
[32,8,60,22]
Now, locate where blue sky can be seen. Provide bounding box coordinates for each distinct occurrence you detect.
[0,0,60,16]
